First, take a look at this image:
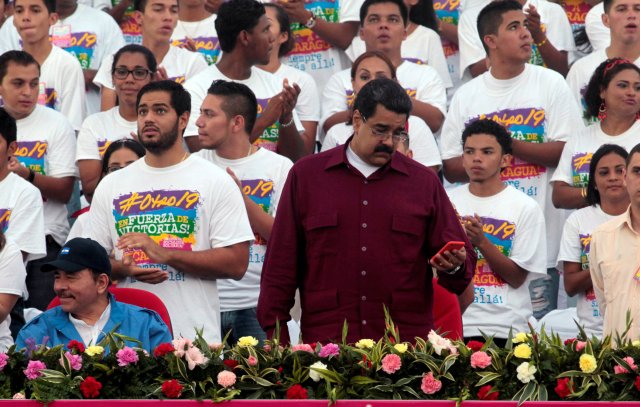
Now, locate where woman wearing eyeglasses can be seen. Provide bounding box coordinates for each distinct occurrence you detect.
[76,44,157,202]
[67,139,146,241]
[320,51,442,172]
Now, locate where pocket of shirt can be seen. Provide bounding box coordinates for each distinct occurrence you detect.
[304,212,339,257]
[600,260,628,305]
[390,215,425,264]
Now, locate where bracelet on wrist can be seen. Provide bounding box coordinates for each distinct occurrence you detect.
[535,37,547,47]
[280,116,295,128]
[27,168,36,183]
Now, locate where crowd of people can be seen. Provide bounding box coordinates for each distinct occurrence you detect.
[0,0,638,352]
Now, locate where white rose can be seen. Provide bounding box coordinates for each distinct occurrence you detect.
[309,361,328,382]
[427,330,452,356]
[516,362,537,383]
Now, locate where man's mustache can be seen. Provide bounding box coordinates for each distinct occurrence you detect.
[374,144,394,154]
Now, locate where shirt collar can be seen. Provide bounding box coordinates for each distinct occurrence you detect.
[324,136,409,176]
[622,205,640,235]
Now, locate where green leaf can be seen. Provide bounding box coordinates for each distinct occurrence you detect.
[475,372,502,386]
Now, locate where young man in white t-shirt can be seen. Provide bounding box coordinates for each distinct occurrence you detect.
[321,0,447,135]
[440,0,584,319]
[183,0,305,160]
[448,118,546,346]
[171,0,219,65]
[89,80,254,342]
[566,0,640,116]
[12,0,86,130]
[195,80,293,343]
[0,51,77,311]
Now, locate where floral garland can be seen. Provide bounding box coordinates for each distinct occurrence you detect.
[3,317,640,402]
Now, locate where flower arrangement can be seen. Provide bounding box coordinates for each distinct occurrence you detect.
[3,313,640,402]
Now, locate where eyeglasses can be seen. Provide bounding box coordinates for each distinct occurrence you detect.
[113,67,152,80]
[361,115,409,143]
[107,165,125,174]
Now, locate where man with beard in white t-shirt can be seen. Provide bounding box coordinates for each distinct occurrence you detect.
[90,80,254,342]
[196,80,293,344]
[0,51,77,312]
[440,0,584,319]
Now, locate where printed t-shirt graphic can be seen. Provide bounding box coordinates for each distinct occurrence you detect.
[473,216,514,304]
[171,15,220,65]
[0,209,9,233]
[113,0,143,45]
[14,141,48,176]
[434,0,460,87]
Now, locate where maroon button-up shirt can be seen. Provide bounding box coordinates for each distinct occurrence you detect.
[257,142,476,344]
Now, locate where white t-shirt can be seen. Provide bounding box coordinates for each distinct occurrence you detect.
[272,63,320,122]
[89,155,254,341]
[171,14,220,65]
[557,204,609,337]
[434,0,462,102]
[76,106,137,162]
[197,147,293,312]
[320,61,447,139]
[440,64,584,267]
[66,210,91,242]
[449,185,546,338]
[16,105,78,246]
[321,116,443,169]
[0,239,28,351]
[94,45,208,91]
[458,0,576,78]
[345,25,453,89]
[551,121,640,187]
[565,48,607,117]
[0,173,46,260]
[183,65,304,151]
[40,46,86,131]
[585,2,609,51]
[77,0,111,10]
[279,0,362,95]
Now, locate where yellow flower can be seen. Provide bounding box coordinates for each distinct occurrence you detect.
[633,340,640,347]
[514,344,532,359]
[355,339,375,349]
[579,354,597,373]
[237,336,259,347]
[513,332,528,344]
[84,346,104,356]
[394,343,408,354]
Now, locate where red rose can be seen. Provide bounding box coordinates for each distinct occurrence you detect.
[153,343,175,358]
[467,340,484,352]
[634,376,640,392]
[477,384,499,400]
[286,384,308,399]
[80,376,102,399]
[161,379,183,398]
[223,359,239,369]
[67,340,85,354]
[564,338,576,346]
[555,378,573,399]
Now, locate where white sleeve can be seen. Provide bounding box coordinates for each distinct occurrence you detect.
[0,240,27,298]
[509,197,547,277]
[5,185,46,259]
[457,8,486,78]
[407,116,442,168]
[542,2,576,52]
[556,211,582,266]
[95,15,126,70]
[94,53,115,90]
[92,0,112,10]
[320,72,350,129]
[439,93,465,160]
[546,75,584,143]
[293,72,320,122]
[208,175,254,248]
[185,52,208,79]
[585,5,610,51]
[76,116,102,162]
[88,179,116,254]
[270,158,294,217]
[414,66,447,116]
[0,17,20,54]
[47,120,79,178]
[424,30,453,88]
[338,0,362,22]
[57,57,87,130]
[566,62,585,106]
[184,76,207,138]
[549,134,577,184]
[320,128,340,152]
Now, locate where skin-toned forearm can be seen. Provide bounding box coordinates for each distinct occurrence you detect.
[322,111,351,134]
[243,195,274,241]
[411,100,444,133]
[439,20,459,45]
[537,44,568,76]
[443,157,469,183]
[469,58,489,77]
[552,181,588,209]
[164,242,250,280]
[276,124,305,162]
[78,159,102,202]
[108,0,132,23]
[476,238,528,288]
[301,121,318,156]
[101,87,117,111]
[251,116,273,143]
[311,20,359,50]
[83,69,98,87]
[563,261,593,297]
[512,140,565,168]
[0,293,19,323]
[33,175,75,203]
[185,137,202,153]
[457,281,474,314]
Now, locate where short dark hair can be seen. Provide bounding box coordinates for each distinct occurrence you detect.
[101,138,146,175]
[461,118,513,155]
[264,3,295,58]
[350,50,397,80]
[0,108,17,145]
[477,0,522,53]
[215,0,265,53]
[136,80,191,118]
[15,0,55,13]
[584,58,640,120]
[408,0,438,31]
[627,143,640,168]
[359,0,409,26]
[111,44,158,75]
[587,144,628,206]
[207,80,258,134]
[0,50,40,83]
[353,78,412,120]
[603,0,615,13]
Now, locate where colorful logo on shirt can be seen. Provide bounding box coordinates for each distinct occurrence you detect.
[37,84,58,110]
[171,37,221,65]
[434,0,459,25]
[97,139,112,158]
[254,98,279,152]
[473,216,515,289]
[170,75,186,85]
[121,16,143,45]
[112,189,200,266]
[563,0,591,28]
[572,152,592,187]
[0,209,10,233]
[15,141,47,175]
[344,87,416,107]
[579,232,591,270]
[242,178,275,246]
[287,1,338,71]
[63,32,97,70]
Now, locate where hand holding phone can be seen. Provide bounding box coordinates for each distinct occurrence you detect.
[430,241,466,273]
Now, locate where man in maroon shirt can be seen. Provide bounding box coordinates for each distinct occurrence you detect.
[257,78,476,344]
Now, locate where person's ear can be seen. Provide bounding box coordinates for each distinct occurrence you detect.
[96,274,110,294]
[49,11,59,26]
[352,109,364,135]
[501,153,512,169]
[7,141,17,156]
[484,33,498,51]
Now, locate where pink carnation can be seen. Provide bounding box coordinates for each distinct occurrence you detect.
[12,393,25,400]
[185,346,209,370]
[24,360,46,380]
[59,351,83,371]
[263,344,271,352]
[248,356,258,366]
[421,372,442,395]
[291,343,314,353]
[319,343,340,358]
[575,341,586,352]
[0,353,8,371]
[217,370,237,388]
[116,347,139,367]
[172,338,193,357]
[614,356,637,374]
[381,354,402,374]
[470,351,492,369]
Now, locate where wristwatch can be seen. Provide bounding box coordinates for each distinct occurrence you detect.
[441,264,462,275]
[305,11,317,28]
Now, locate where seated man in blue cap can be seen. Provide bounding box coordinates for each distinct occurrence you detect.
[16,238,172,352]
